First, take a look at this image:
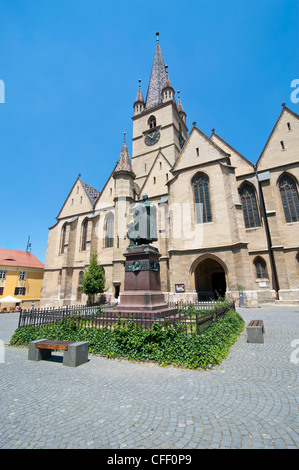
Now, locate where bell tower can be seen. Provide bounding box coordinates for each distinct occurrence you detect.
[131,33,188,189]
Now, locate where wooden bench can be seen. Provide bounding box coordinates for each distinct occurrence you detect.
[246,320,265,343]
[28,339,89,367]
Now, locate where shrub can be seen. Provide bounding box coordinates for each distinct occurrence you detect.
[10,309,245,369]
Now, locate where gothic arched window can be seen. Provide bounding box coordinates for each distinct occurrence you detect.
[60,223,67,254]
[81,218,88,251]
[278,174,299,223]
[78,270,84,285]
[104,213,114,248]
[239,183,261,228]
[192,173,212,223]
[254,257,268,279]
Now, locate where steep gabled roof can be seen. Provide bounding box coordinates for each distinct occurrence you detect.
[256,105,299,168]
[140,149,172,194]
[210,130,253,168]
[56,175,100,220]
[171,125,230,173]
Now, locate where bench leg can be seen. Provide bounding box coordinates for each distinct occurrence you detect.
[63,342,89,367]
[28,339,51,361]
[246,326,264,343]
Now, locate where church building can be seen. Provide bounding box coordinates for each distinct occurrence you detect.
[41,35,299,308]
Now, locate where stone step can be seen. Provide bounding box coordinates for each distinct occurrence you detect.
[274,300,299,306]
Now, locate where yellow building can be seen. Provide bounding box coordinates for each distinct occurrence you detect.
[0,248,44,310]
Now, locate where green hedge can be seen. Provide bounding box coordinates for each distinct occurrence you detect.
[10,309,244,369]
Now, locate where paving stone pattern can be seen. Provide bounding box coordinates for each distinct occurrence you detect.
[0,306,298,449]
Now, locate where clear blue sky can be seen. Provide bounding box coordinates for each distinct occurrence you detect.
[0,0,298,264]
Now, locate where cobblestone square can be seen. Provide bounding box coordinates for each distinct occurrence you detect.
[0,306,298,449]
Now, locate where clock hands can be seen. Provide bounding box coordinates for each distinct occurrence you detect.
[145,130,160,146]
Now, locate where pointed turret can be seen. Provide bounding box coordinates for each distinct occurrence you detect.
[113,134,135,179]
[134,80,145,115]
[162,65,175,103]
[177,90,187,123]
[145,33,168,110]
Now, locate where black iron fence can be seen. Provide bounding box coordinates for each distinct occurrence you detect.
[18,301,235,335]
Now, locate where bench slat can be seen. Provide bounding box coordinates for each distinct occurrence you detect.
[36,340,75,351]
[248,320,263,327]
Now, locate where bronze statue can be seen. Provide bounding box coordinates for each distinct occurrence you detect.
[127,194,158,245]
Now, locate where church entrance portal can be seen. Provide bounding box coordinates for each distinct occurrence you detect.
[195,257,227,300]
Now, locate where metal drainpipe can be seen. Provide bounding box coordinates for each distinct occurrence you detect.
[254,165,280,300]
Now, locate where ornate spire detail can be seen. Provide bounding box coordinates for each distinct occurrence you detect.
[135,80,144,104]
[134,80,145,115]
[162,65,175,103]
[162,65,173,90]
[145,33,168,110]
[177,90,186,122]
[113,138,135,178]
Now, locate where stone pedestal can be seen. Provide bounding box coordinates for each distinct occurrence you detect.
[117,244,177,317]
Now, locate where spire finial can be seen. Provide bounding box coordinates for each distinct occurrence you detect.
[123,132,126,142]
[156,32,159,41]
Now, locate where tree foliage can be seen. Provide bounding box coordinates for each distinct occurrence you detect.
[80,253,105,303]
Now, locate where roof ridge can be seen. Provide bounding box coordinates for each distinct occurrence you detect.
[211,131,253,167]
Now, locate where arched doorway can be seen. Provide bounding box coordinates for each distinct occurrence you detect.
[194,256,227,300]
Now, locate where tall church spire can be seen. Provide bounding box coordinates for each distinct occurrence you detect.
[145,33,168,110]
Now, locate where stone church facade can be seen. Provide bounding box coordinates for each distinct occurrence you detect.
[41,36,299,308]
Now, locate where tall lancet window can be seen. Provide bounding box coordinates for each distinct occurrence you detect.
[104,212,114,248]
[254,256,268,279]
[278,174,299,223]
[60,223,67,254]
[239,183,261,228]
[192,173,212,223]
[81,218,88,251]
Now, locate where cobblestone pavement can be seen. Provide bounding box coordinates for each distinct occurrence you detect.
[0,306,298,449]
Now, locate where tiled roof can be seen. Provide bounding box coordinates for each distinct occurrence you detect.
[145,40,167,110]
[0,249,44,269]
[114,141,135,176]
[81,181,100,206]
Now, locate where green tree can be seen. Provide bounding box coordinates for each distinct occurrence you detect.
[80,253,105,304]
